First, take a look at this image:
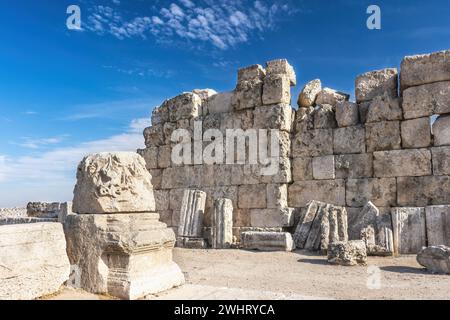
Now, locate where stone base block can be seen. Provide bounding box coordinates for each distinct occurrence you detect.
[241,231,295,251]
[176,237,208,249]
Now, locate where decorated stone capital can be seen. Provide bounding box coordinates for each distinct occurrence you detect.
[73,152,156,214]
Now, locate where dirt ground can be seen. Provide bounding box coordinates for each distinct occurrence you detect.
[49,248,450,300]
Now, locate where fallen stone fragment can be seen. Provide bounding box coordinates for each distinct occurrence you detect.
[348,201,379,240]
[298,79,321,108]
[178,189,207,239]
[327,240,367,266]
[355,68,398,103]
[293,201,320,248]
[315,88,349,106]
[241,231,295,251]
[417,246,450,274]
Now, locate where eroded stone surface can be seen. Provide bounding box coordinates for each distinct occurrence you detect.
[401,118,431,149]
[402,81,450,119]
[433,115,450,147]
[327,241,367,266]
[425,206,450,246]
[365,121,401,152]
[241,231,295,251]
[355,68,398,103]
[212,198,233,249]
[316,88,349,106]
[392,207,427,254]
[373,149,432,177]
[417,246,450,274]
[335,101,359,127]
[366,92,402,123]
[298,79,321,108]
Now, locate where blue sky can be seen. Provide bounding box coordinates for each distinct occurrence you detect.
[0,0,449,207]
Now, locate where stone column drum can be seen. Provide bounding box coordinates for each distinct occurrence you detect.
[212,198,233,249]
[65,152,185,300]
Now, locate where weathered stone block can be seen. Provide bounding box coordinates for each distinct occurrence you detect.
[333,126,366,154]
[327,241,367,266]
[238,184,267,209]
[241,231,295,251]
[205,92,233,115]
[358,101,371,124]
[137,147,158,169]
[151,104,169,125]
[293,201,320,248]
[266,59,296,86]
[365,121,401,152]
[298,79,321,108]
[392,207,427,254]
[401,117,431,149]
[144,125,164,147]
[316,88,349,106]
[237,64,266,83]
[346,178,397,207]
[250,208,294,228]
[400,50,450,90]
[154,190,170,211]
[262,75,291,105]
[335,101,359,127]
[402,81,450,119]
[26,202,64,219]
[161,166,202,189]
[366,92,402,123]
[373,149,432,177]
[203,186,238,227]
[294,106,314,132]
[397,176,450,206]
[73,153,156,214]
[212,198,233,249]
[0,223,70,300]
[417,246,450,274]
[355,68,398,103]
[347,201,379,241]
[292,157,313,181]
[425,205,450,246]
[149,169,162,189]
[266,184,288,209]
[433,115,450,146]
[166,92,202,122]
[335,153,373,178]
[312,155,335,180]
[253,104,293,132]
[432,146,450,175]
[158,145,172,168]
[178,190,206,238]
[288,180,346,207]
[292,129,333,157]
[232,79,263,111]
[314,104,337,129]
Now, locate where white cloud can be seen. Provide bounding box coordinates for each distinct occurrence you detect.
[0,117,151,207]
[85,1,292,49]
[13,135,68,149]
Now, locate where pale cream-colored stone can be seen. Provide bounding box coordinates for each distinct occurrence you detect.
[165,92,202,122]
[373,149,432,177]
[312,155,335,180]
[178,189,206,238]
[262,75,291,105]
[366,92,402,123]
[355,68,398,103]
[327,241,367,266]
[315,88,349,106]
[313,104,337,129]
[237,64,266,83]
[154,190,170,211]
[241,231,295,251]
[212,198,233,249]
[400,50,450,90]
[266,59,296,86]
[402,81,450,119]
[397,176,450,206]
[250,208,294,228]
[293,201,320,248]
[288,180,346,207]
[425,205,450,246]
[346,178,397,207]
[401,117,432,149]
[365,121,401,152]
[205,92,233,115]
[0,223,70,300]
[298,79,321,108]
[392,207,427,254]
[292,129,333,157]
[232,80,263,111]
[253,104,293,132]
[335,154,373,179]
[417,245,450,274]
[151,104,169,126]
[333,126,366,154]
[335,101,359,127]
[347,201,379,240]
[292,157,313,181]
[73,152,156,214]
[432,146,450,175]
[433,115,450,146]
[238,184,267,209]
[137,147,158,170]
[266,184,288,209]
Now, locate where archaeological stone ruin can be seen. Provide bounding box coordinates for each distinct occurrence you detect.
[0,49,450,300]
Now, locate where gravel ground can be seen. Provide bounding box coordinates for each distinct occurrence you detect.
[0,208,27,219]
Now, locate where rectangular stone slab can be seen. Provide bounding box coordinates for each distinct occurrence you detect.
[241,231,295,251]
[391,207,427,254]
[425,205,450,246]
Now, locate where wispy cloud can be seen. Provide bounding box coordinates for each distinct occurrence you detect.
[22,110,38,115]
[14,135,68,149]
[0,117,150,206]
[85,0,293,49]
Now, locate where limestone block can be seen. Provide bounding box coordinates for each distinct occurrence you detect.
[231,109,254,130]
[417,246,450,274]
[293,201,320,248]
[144,125,164,147]
[355,68,398,103]
[294,106,315,132]
[64,213,184,299]
[250,208,294,228]
[205,92,233,115]
[192,88,217,104]
[232,79,263,111]
[26,202,63,219]
[233,209,250,227]
[238,184,267,209]
[73,153,156,214]
[333,125,366,154]
[137,147,158,169]
[374,214,395,256]
[433,115,450,146]
[0,223,70,300]
[425,206,450,246]
[312,155,335,180]
[241,231,295,251]
[327,241,367,266]
[432,146,450,175]
[400,50,450,90]
[292,157,313,181]
[373,149,432,177]
[262,75,291,105]
[358,101,371,124]
[401,118,431,149]
[203,186,238,227]
[152,104,169,126]
[178,189,206,238]
[266,59,296,86]
[158,145,172,169]
[347,201,379,240]
[177,237,207,249]
[335,101,359,127]
[315,88,349,106]
[366,92,402,123]
[149,169,162,189]
[259,157,292,184]
[402,81,450,119]
[397,176,450,206]
[314,104,337,129]
[237,64,266,83]
[212,198,233,249]
[253,104,293,132]
[298,79,321,108]
[335,153,373,178]
[162,122,177,145]
[346,178,397,207]
[392,207,427,254]
[231,164,265,185]
[154,190,170,211]
[266,184,288,209]
[166,92,202,122]
[161,167,202,189]
[365,121,401,152]
[159,210,173,226]
[292,129,333,157]
[311,204,348,253]
[288,180,346,207]
[201,165,232,188]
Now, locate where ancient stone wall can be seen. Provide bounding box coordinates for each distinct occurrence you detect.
[139,50,450,245]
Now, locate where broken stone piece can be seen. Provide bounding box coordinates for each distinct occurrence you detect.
[355,68,398,103]
[298,79,322,108]
[178,189,206,239]
[212,198,233,249]
[241,231,295,251]
[417,245,450,274]
[315,88,349,106]
[266,59,296,86]
[327,240,367,266]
